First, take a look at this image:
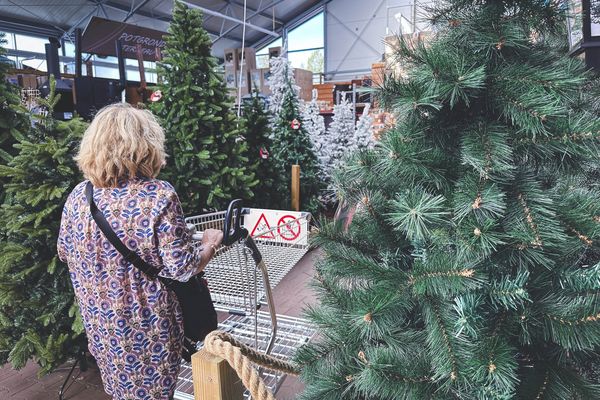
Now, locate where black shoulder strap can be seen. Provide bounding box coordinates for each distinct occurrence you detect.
[85,181,159,279]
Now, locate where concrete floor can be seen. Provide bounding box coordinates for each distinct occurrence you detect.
[0,250,319,400]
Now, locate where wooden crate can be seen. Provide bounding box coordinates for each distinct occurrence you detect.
[384,32,431,78]
[239,47,256,71]
[224,48,239,70]
[371,109,396,140]
[269,46,282,59]
[250,69,261,91]
[224,65,236,88]
[371,62,386,88]
[259,68,272,95]
[314,83,334,108]
[293,68,313,101]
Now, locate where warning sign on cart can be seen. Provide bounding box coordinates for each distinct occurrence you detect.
[244,208,309,245]
[277,215,302,241]
[249,213,276,239]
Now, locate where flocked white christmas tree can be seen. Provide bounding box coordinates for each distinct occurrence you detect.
[267,56,299,117]
[301,89,329,179]
[352,103,374,150]
[325,98,355,174]
[265,54,322,210]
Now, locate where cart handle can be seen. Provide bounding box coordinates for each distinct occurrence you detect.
[222,199,247,246]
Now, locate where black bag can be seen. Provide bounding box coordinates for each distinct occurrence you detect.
[85,182,218,362]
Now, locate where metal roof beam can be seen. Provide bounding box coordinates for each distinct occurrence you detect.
[248,0,331,49]
[123,0,153,22]
[181,1,279,37]
[62,4,104,41]
[82,0,241,41]
[228,0,284,25]
[0,14,65,38]
[212,0,286,44]
[84,0,171,22]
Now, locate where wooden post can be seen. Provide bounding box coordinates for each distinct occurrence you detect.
[291,164,300,211]
[192,349,244,400]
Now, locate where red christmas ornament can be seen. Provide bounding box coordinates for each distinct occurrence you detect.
[259,147,269,160]
[150,90,163,102]
[290,118,301,130]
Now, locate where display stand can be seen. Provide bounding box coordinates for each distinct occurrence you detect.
[57,350,88,400]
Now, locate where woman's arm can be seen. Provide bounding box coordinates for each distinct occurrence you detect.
[57,195,72,262]
[195,229,223,273]
[155,190,222,281]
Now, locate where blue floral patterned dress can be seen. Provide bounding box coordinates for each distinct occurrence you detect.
[58,178,202,400]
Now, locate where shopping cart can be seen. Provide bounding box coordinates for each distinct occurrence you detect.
[174,201,316,400]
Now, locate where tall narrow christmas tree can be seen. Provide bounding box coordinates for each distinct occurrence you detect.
[0,77,88,374]
[267,56,321,210]
[352,104,374,150]
[242,91,275,208]
[322,98,356,181]
[152,1,256,213]
[328,98,355,154]
[301,89,329,180]
[297,1,600,399]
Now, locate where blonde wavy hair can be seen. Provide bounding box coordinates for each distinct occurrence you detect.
[76,103,166,188]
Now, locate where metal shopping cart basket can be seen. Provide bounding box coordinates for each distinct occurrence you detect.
[174,200,316,400]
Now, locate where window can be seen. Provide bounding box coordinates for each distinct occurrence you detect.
[125,58,156,69]
[95,55,118,64]
[1,32,15,50]
[4,56,18,69]
[257,37,283,55]
[256,12,324,74]
[94,66,120,80]
[15,34,47,53]
[63,41,75,58]
[127,69,141,82]
[21,57,47,71]
[256,37,282,68]
[288,13,324,51]
[1,30,155,83]
[63,62,86,75]
[288,48,323,74]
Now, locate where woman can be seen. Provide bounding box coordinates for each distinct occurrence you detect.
[58,103,223,400]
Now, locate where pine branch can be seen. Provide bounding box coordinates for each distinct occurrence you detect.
[517,192,543,248]
[387,188,449,243]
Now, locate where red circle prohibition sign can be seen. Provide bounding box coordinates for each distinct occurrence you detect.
[277,215,301,241]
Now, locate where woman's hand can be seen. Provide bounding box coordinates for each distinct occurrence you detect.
[195,228,223,274]
[202,228,223,249]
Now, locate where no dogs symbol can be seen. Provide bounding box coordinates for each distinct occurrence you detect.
[277,215,301,241]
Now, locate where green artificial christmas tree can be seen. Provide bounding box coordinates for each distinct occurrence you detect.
[242,90,276,208]
[267,56,322,211]
[297,1,600,399]
[0,77,88,374]
[152,1,256,213]
[0,34,29,200]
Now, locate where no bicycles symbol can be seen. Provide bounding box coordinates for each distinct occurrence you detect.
[277,215,301,241]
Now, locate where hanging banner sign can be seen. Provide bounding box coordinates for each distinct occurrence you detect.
[244,208,309,245]
[82,17,167,61]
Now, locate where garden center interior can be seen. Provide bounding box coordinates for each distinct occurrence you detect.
[1,1,600,400]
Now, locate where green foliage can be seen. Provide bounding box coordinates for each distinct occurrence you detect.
[298,1,600,398]
[242,90,276,208]
[152,1,256,213]
[0,33,29,199]
[0,76,87,374]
